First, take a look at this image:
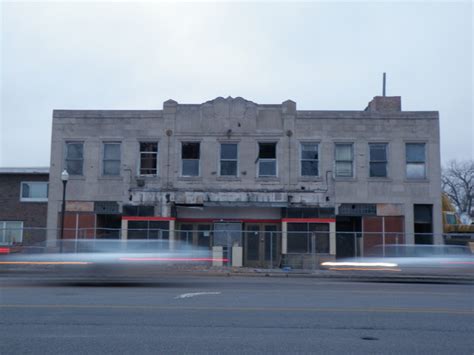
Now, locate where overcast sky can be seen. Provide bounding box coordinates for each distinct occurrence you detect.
[1,0,472,167]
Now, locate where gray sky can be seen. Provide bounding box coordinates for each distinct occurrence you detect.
[1,0,472,167]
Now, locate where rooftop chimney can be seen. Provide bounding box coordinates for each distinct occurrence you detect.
[366,96,402,112]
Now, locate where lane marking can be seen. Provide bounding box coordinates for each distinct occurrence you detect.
[0,304,472,315]
[175,292,221,299]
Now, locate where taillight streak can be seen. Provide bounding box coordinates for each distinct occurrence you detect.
[119,257,229,262]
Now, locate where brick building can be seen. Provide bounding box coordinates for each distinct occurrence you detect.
[46,95,442,267]
[0,168,49,246]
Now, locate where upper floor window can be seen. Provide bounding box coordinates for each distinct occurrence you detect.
[335,143,353,177]
[220,143,238,176]
[103,142,121,176]
[406,143,426,179]
[301,143,319,177]
[182,142,200,176]
[139,142,158,175]
[65,142,83,175]
[20,182,48,202]
[258,142,277,177]
[369,143,388,177]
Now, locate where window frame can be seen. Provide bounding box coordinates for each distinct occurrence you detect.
[0,221,23,245]
[368,143,388,178]
[334,143,354,178]
[257,142,278,178]
[20,181,49,202]
[219,142,239,177]
[138,141,159,176]
[64,141,84,176]
[181,141,201,177]
[102,142,122,176]
[406,142,427,180]
[300,142,319,177]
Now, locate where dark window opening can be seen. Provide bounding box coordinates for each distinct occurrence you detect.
[182,142,200,176]
[140,142,158,175]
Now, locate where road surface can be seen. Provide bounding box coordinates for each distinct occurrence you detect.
[1,275,473,354]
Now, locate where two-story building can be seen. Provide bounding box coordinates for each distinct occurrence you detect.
[46,95,442,267]
[0,167,49,248]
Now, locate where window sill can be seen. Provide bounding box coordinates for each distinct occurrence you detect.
[367,177,393,182]
[20,199,48,203]
[67,176,86,181]
[216,176,241,181]
[298,177,323,182]
[404,178,430,183]
[178,176,203,181]
[256,177,280,183]
[98,176,123,181]
[137,175,160,180]
[334,177,357,182]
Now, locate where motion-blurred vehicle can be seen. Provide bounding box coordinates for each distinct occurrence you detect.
[321,244,474,277]
[0,240,221,281]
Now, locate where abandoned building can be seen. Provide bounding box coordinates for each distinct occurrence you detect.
[46,96,442,267]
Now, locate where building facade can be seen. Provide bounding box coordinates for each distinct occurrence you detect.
[0,168,49,247]
[47,96,442,267]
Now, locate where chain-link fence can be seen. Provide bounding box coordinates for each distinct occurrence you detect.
[1,227,472,269]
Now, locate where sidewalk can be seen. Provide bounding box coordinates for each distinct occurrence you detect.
[1,263,473,283]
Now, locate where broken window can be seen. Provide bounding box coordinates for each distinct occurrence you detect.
[220,143,238,176]
[103,142,121,176]
[406,143,426,179]
[258,142,277,177]
[335,143,353,177]
[301,143,319,176]
[182,142,200,176]
[369,143,388,177]
[139,142,158,175]
[65,142,84,175]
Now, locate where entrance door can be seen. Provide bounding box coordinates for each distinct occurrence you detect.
[244,224,280,268]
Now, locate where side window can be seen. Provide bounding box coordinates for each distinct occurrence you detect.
[220,143,238,176]
[406,143,426,179]
[139,142,158,175]
[369,143,388,177]
[182,142,200,177]
[301,143,319,177]
[335,143,353,177]
[65,142,84,175]
[20,182,48,202]
[258,142,277,177]
[103,142,121,176]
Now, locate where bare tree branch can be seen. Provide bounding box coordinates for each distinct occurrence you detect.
[442,160,474,216]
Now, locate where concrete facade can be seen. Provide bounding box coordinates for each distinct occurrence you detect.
[46,96,442,265]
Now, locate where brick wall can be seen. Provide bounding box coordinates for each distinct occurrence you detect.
[0,173,49,244]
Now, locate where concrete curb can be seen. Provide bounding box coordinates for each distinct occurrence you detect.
[2,267,473,284]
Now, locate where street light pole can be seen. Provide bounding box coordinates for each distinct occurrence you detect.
[59,170,69,252]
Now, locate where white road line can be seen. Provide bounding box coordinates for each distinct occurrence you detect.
[175,292,221,299]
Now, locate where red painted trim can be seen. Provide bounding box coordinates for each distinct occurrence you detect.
[282,218,335,223]
[176,218,281,224]
[122,216,176,221]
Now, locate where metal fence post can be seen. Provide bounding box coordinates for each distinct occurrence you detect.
[353,233,357,258]
[270,232,273,269]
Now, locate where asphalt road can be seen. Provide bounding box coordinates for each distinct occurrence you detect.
[1,275,473,355]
